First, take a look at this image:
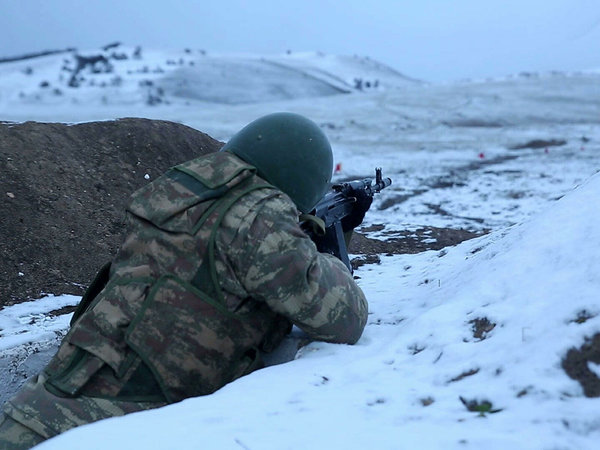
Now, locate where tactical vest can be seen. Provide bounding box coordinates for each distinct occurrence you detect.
[5,152,292,438]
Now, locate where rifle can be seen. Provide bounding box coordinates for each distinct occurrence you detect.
[302,168,392,272]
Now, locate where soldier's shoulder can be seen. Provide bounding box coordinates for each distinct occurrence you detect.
[239,184,297,220]
[221,183,298,242]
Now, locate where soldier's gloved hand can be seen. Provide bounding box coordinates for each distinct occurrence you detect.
[341,188,373,232]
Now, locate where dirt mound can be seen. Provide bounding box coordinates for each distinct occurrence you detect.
[1,118,222,305]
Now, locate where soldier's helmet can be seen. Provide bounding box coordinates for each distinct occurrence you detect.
[221,112,333,213]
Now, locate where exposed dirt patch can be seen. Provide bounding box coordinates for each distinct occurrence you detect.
[469,317,496,341]
[569,310,597,325]
[351,254,381,270]
[47,305,78,317]
[349,226,484,256]
[420,396,435,406]
[562,333,600,397]
[449,368,480,383]
[359,224,385,233]
[520,387,538,398]
[509,139,567,150]
[1,118,223,305]
[408,343,426,355]
[460,154,519,171]
[442,119,505,128]
[348,225,483,272]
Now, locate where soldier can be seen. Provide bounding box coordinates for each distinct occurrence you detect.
[0,112,369,448]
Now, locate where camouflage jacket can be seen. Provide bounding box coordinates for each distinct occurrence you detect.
[4,151,368,439]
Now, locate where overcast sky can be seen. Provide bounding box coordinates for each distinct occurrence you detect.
[1,0,599,82]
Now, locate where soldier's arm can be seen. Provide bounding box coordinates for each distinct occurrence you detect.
[235,193,368,344]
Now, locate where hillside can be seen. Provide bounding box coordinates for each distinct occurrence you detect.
[0,45,418,109]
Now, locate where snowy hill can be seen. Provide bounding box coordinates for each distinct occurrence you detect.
[0,45,418,108]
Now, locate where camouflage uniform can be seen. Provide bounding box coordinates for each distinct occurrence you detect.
[1,151,368,447]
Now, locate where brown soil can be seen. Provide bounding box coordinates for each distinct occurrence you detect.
[348,225,484,270]
[1,118,222,305]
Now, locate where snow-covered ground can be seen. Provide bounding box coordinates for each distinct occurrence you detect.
[1,47,600,449]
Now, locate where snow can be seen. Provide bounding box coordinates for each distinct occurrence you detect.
[0,295,79,351]
[589,362,600,378]
[0,46,599,449]
[33,172,600,450]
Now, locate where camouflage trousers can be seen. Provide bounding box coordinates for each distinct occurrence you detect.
[0,414,45,449]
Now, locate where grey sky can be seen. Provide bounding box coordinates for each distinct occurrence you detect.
[1,0,599,81]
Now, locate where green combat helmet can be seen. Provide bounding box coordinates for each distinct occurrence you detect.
[221,112,333,213]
